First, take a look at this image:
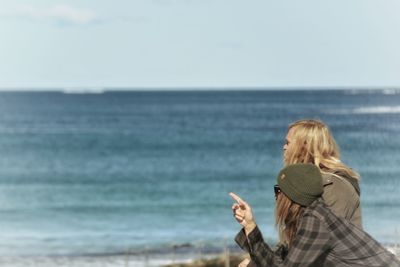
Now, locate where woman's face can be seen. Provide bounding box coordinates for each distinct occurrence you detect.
[283,127,296,163]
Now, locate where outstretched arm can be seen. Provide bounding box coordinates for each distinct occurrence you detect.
[230,192,282,267]
[235,225,288,266]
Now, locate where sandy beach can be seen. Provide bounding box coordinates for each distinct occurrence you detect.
[0,253,224,267]
[0,245,398,267]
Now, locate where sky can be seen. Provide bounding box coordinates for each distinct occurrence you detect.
[0,0,400,90]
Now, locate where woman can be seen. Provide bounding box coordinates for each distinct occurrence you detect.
[284,119,361,228]
[230,164,399,266]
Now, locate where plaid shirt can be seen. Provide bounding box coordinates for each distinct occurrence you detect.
[235,199,400,267]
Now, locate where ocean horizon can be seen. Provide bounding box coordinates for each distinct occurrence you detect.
[0,89,399,266]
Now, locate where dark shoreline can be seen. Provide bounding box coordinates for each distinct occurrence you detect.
[1,246,398,267]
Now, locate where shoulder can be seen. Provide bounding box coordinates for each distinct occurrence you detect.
[294,201,335,245]
[322,173,359,198]
[301,200,329,225]
[302,199,338,229]
[320,173,363,228]
[303,199,331,219]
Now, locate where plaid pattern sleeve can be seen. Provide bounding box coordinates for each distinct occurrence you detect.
[235,226,288,266]
[241,214,330,267]
[234,228,251,252]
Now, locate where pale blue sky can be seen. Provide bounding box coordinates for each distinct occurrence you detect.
[1,0,399,90]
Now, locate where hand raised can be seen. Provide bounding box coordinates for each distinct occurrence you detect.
[229,192,256,233]
[238,258,251,267]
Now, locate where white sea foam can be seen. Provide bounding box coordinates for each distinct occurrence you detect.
[353,106,400,114]
[62,87,105,94]
[382,89,400,95]
[387,245,400,259]
[344,89,400,95]
[324,106,400,115]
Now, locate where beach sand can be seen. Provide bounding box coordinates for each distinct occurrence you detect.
[0,251,232,267]
[0,246,398,267]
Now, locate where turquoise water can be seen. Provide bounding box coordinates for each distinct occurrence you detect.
[0,90,399,257]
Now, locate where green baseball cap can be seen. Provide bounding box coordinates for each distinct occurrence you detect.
[277,163,323,206]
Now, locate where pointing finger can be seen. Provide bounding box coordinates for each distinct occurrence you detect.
[229,192,247,206]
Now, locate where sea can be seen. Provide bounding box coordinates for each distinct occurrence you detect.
[0,89,399,266]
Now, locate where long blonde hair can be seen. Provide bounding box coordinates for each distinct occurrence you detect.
[285,119,359,180]
[275,193,304,247]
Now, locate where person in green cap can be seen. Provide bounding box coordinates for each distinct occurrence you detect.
[230,164,399,267]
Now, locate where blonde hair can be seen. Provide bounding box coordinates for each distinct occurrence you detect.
[285,119,359,180]
[275,193,303,247]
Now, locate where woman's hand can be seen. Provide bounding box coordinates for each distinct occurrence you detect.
[238,258,250,267]
[229,192,257,234]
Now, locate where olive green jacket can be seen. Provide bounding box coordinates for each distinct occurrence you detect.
[321,172,362,228]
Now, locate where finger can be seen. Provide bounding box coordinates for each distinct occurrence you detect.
[235,214,244,221]
[229,192,247,206]
[239,258,250,267]
[232,204,240,210]
[238,259,249,267]
[233,208,244,215]
[234,209,245,217]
